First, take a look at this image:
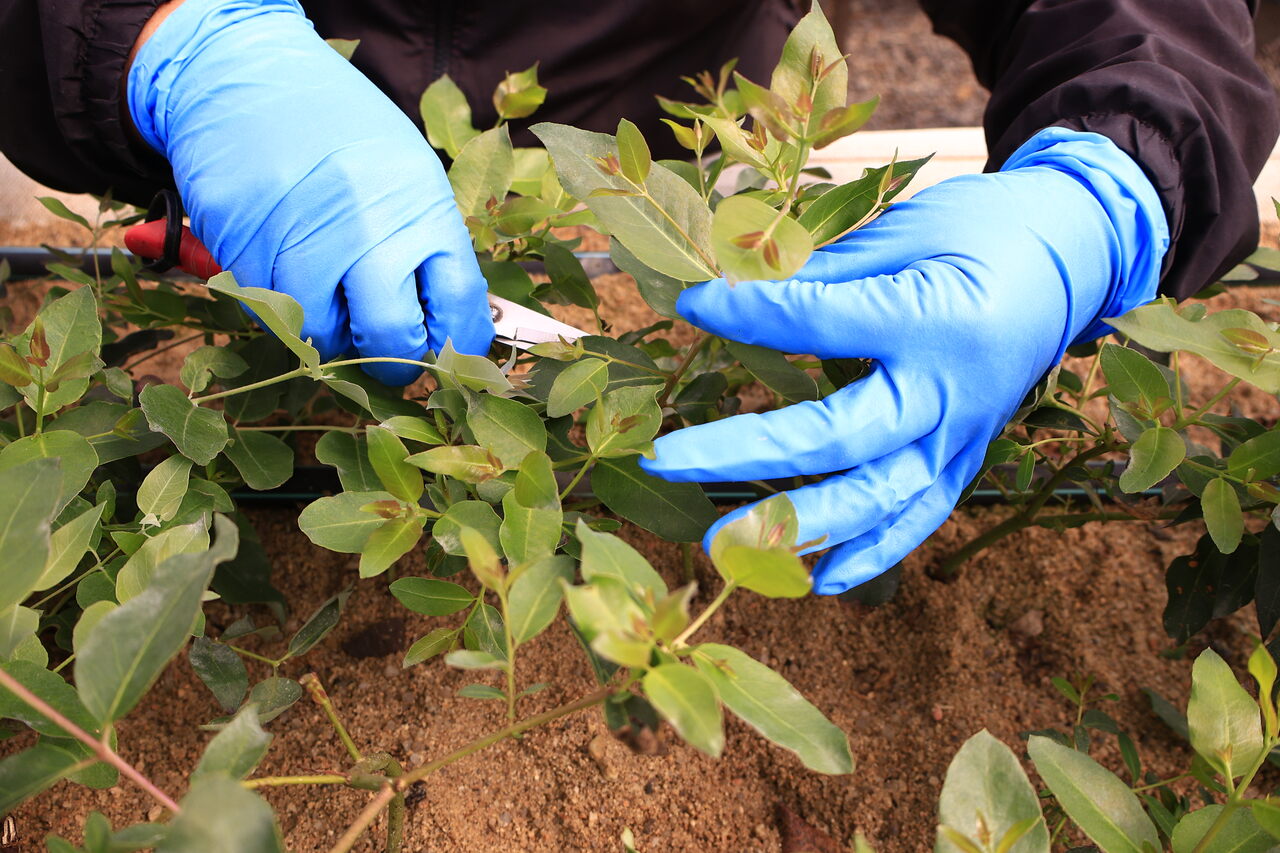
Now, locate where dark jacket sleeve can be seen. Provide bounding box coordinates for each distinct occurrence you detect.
[0,0,173,205]
[920,0,1280,299]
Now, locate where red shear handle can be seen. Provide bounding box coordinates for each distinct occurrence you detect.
[123,219,224,280]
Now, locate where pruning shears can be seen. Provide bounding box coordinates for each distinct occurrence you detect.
[122,192,588,352]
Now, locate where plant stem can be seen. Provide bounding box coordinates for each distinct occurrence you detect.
[933,442,1119,579]
[243,774,349,788]
[559,456,595,502]
[395,684,621,788]
[301,673,363,763]
[1131,772,1190,793]
[191,366,307,404]
[236,424,361,433]
[327,785,397,853]
[656,334,708,410]
[680,542,695,584]
[495,589,518,723]
[672,581,737,648]
[121,332,206,372]
[0,667,181,814]
[1177,377,1242,428]
[226,644,280,667]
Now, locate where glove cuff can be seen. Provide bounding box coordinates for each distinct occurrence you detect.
[127,0,313,155]
[1001,127,1170,345]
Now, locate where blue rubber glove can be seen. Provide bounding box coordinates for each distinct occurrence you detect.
[127,0,494,385]
[642,129,1169,594]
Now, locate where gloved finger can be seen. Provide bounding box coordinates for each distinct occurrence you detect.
[676,271,910,360]
[417,214,495,357]
[245,261,352,362]
[642,366,939,482]
[809,444,988,594]
[342,252,432,387]
[697,441,940,564]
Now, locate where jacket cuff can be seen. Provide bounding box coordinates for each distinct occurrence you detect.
[63,1,173,191]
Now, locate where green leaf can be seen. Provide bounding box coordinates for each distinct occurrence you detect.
[286,589,350,660]
[717,545,811,598]
[547,358,609,418]
[0,659,99,737]
[0,430,99,513]
[724,340,819,403]
[1228,430,1280,481]
[512,451,559,509]
[770,1,846,122]
[244,676,302,724]
[432,500,502,557]
[711,194,813,282]
[1100,344,1168,407]
[359,516,424,578]
[0,343,32,386]
[77,515,237,724]
[298,490,396,553]
[500,491,561,565]
[0,458,62,614]
[643,664,723,757]
[139,384,229,465]
[616,118,652,183]
[1202,477,1244,554]
[1251,800,1280,841]
[445,649,505,670]
[575,518,666,599]
[115,521,209,602]
[0,742,81,814]
[390,577,474,616]
[449,126,514,220]
[468,394,547,467]
[189,637,249,712]
[797,157,929,245]
[0,605,43,664]
[1188,648,1264,779]
[1109,299,1280,393]
[532,123,716,281]
[406,444,505,483]
[610,238,691,320]
[508,554,573,644]
[314,431,380,491]
[492,63,547,120]
[1026,735,1160,853]
[380,416,444,446]
[24,283,100,375]
[563,577,648,644]
[325,37,359,60]
[192,703,271,781]
[694,643,852,774]
[458,683,507,700]
[420,74,480,158]
[157,776,284,853]
[587,385,662,457]
[207,272,319,370]
[223,430,293,491]
[432,340,513,395]
[37,196,90,230]
[812,98,879,149]
[403,627,457,667]
[593,456,716,542]
[935,730,1048,853]
[1170,804,1275,853]
[1119,426,1185,493]
[137,455,192,523]
[365,425,424,503]
[180,346,248,394]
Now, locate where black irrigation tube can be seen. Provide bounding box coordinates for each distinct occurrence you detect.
[3,245,1171,506]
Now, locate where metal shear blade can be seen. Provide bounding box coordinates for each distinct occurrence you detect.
[488,293,589,351]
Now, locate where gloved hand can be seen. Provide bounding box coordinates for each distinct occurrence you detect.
[127,0,494,385]
[642,129,1169,594]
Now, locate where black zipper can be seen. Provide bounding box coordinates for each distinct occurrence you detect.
[432,1,454,82]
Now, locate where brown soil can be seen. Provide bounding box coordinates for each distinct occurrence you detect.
[4,503,1250,853]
